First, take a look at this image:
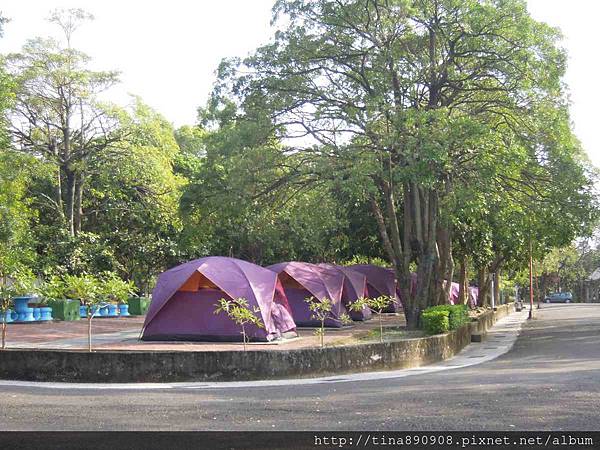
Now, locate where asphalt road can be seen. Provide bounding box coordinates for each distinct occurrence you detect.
[1,304,599,431]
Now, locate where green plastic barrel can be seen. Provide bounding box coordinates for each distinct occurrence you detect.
[47,299,80,321]
[128,297,150,316]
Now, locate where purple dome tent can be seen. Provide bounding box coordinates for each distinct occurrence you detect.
[468,286,479,307]
[318,264,372,321]
[142,257,297,342]
[267,262,350,327]
[350,264,402,313]
[448,282,460,304]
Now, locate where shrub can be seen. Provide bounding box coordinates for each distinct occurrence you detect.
[447,304,470,329]
[39,275,67,301]
[99,272,136,304]
[421,310,450,335]
[424,304,469,330]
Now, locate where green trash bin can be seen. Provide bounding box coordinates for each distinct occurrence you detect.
[128,297,150,316]
[47,299,80,321]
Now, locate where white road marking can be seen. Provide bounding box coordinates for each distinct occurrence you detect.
[0,311,529,391]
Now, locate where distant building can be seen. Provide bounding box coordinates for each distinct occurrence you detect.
[583,269,600,303]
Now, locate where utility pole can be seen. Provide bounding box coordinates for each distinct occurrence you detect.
[491,273,496,309]
[529,237,534,320]
[534,257,541,309]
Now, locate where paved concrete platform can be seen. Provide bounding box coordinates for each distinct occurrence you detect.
[4,313,411,351]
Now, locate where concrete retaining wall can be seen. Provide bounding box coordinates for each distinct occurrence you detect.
[0,303,514,383]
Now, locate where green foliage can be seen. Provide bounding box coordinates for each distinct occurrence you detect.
[424,305,470,331]
[304,296,351,348]
[62,274,99,307]
[85,98,185,292]
[214,297,264,350]
[177,108,354,264]
[350,295,396,343]
[349,295,395,315]
[341,256,391,268]
[7,267,37,297]
[35,230,120,277]
[39,275,67,301]
[0,150,37,277]
[207,0,599,329]
[0,0,597,329]
[0,267,36,303]
[98,272,136,304]
[421,310,450,336]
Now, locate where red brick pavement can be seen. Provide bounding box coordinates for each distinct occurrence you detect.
[4,314,408,352]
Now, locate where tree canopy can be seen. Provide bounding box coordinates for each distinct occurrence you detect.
[0,2,597,323]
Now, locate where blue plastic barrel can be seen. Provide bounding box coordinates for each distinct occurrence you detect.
[40,307,53,321]
[118,304,130,316]
[19,307,35,322]
[13,297,33,316]
[107,304,118,317]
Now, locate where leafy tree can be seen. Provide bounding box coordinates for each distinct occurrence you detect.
[85,99,185,292]
[349,295,396,343]
[5,9,122,237]
[214,297,264,351]
[209,0,597,327]
[0,149,37,278]
[178,102,352,264]
[305,296,351,348]
[98,272,136,305]
[63,273,100,352]
[38,275,67,301]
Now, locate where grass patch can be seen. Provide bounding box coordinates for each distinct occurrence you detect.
[358,326,425,343]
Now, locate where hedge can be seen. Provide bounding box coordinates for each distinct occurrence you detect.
[421,304,470,333]
[421,310,450,335]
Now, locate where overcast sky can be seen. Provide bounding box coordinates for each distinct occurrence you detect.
[1,0,598,166]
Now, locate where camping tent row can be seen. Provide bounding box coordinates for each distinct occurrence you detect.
[141,257,404,342]
[141,257,477,342]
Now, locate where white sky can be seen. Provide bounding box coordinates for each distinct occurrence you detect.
[0,0,598,166]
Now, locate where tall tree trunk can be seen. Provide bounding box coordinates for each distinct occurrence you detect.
[49,138,65,223]
[1,318,6,350]
[436,225,454,305]
[64,167,76,237]
[370,196,397,270]
[411,189,439,328]
[458,255,468,305]
[494,269,501,306]
[478,267,489,307]
[74,172,85,235]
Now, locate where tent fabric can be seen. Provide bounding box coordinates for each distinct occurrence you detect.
[318,264,372,321]
[448,282,460,304]
[349,264,401,312]
[142,256,297,342]
[267,262,350,327]
[468,287,479,307]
